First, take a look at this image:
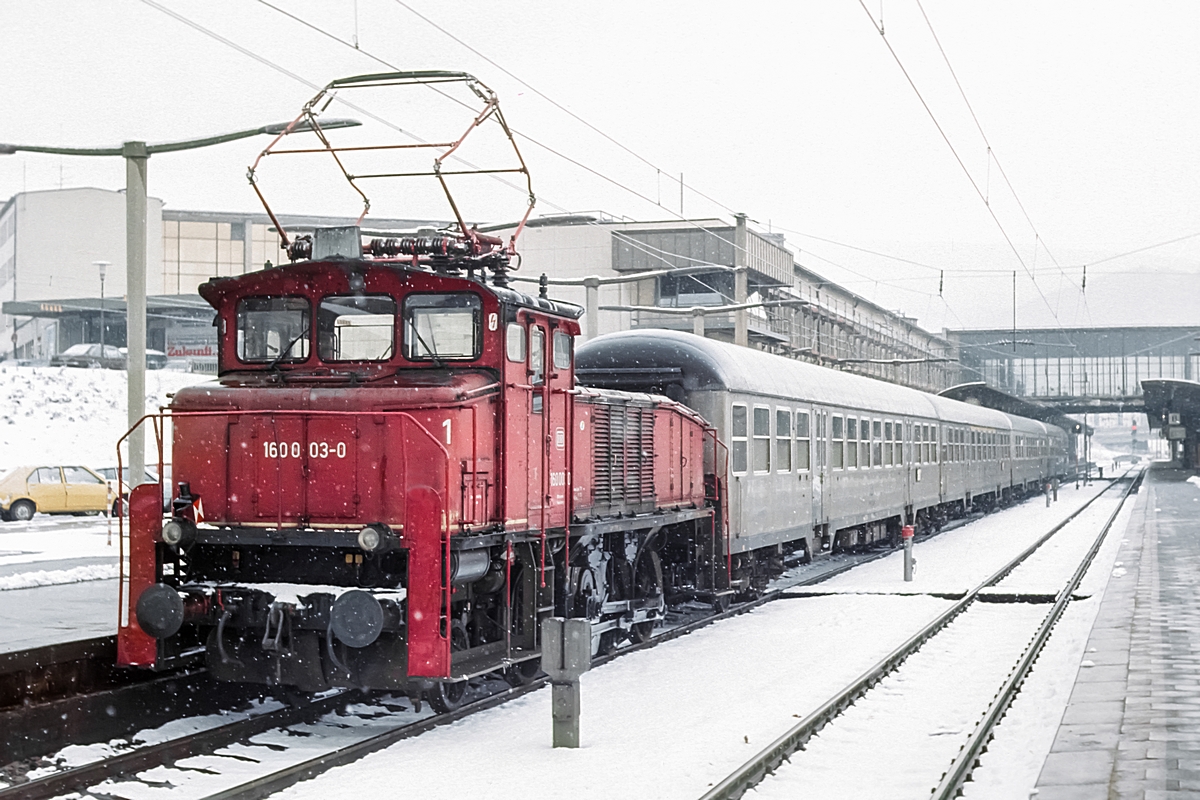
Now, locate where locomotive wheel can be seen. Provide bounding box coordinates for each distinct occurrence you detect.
[427,622,469,714]
[629,550,664,644]
[504,658,541,687]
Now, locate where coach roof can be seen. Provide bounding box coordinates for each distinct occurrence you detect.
[576,329,1021,430]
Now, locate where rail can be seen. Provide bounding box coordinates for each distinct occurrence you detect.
[698,471,1137,800]
[1,484,1090,799]
[931,467,1145,797]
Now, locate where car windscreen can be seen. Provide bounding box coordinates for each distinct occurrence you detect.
[236,297,311,363]
[61,344,92,356]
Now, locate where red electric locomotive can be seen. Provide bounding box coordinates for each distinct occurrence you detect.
[116,72,727,709]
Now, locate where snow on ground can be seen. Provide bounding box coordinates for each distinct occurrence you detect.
[990,489,1128,594]
[963,490,1141,798]
[269,595,954,800]
[0,364,212,469]
[818,479,1113,595]
[0,516,118,567]
[752,602,1049,799]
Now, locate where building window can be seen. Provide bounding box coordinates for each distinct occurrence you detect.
[831,415,844,469]
[776,409,792,472]
[657,269,734,307]
[753,406,771,472]
[732,404,748,474]
[795,411,810,471]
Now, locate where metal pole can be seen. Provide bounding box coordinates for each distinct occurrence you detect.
[583,276,599,341]
[902,524,914,581]
[734,214,748,347]
[693,308,706,338]
[98,270,105,349]
[124,142,148,488]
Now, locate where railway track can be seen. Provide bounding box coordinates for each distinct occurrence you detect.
[0,484,1100,799]
[699,468,1142,800]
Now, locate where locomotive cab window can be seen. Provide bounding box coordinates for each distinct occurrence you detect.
[317,295,395,362]
[530,326,545,385]
[506,322,525,362]
[552,330,572,371]
[237,296,310,363]
[403,293,481,361]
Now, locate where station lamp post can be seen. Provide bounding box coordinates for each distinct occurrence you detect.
[94,260,110,350]
[0,120,359,487]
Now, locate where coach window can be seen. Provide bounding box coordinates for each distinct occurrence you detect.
[893,420,902,465]
[403,293,481,360]
[506,323,525,362]
[795,411,810,470]
[846,418,859,468]
[317,295,396,362]
[831,415,844,469]
[552,330,572,371]
[861,421,871,467]
[933,427,939,463]
[237,296,310,363]
[872,420,883,467]
[883,422,893,466]
[776,409,792,472]
[731,405,748,474]
[753,407,771,472]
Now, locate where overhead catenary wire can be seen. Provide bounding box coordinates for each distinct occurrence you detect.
[244,0,793,284]
[854,0,1083,339]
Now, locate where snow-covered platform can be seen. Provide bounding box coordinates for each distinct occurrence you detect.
[1035,463,1200,798]
[0,517,119,654]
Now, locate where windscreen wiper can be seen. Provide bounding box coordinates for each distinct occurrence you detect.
[266,326,310,373]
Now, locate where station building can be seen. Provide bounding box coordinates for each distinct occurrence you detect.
[493,214,960,393]
[0,187,433,364]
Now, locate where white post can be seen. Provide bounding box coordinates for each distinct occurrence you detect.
[734,213,748,347]
[584,276,600,341]
[124,142,148,487]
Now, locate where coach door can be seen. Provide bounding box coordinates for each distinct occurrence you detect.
[811,409,826,526]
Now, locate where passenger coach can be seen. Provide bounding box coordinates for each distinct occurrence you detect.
[577,330,1069,588]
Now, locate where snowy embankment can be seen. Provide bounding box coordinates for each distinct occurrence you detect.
[0,364,212,469]
[0,564,118,591]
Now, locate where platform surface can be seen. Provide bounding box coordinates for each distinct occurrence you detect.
[1036,464,1200,799]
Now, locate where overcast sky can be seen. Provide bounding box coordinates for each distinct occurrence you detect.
[2,0,1197,333]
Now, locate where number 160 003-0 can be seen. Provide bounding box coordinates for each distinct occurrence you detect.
[263,441,347,459]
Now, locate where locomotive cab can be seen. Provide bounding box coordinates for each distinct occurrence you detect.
[118,236,588,706]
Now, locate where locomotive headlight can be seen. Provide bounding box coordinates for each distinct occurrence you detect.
[357,526,382,552]
[161,518,195,547]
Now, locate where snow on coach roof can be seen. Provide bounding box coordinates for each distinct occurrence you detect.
[576,330,1049,432]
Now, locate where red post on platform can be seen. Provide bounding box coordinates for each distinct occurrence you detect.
[902,524,915,582]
